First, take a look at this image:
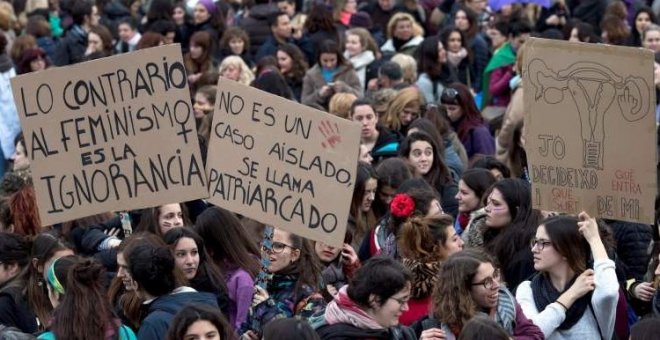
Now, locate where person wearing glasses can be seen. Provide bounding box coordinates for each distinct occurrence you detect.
[413,249,543,339]
[515,213,619,339]
[463,178,542,290]
[313,256,417,340]
[440,83,495,163]
[241,228,325,340]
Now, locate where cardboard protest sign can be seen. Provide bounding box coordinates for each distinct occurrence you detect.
[11,44,208,226]
[523,38,656,224]
[206,81,361,246]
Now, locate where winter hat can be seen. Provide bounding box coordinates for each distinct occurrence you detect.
[197,0,217,14]
[349,11,372,30]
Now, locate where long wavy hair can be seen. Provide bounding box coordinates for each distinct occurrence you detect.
[432,249,494,328]
[278,43,309,83]
[398,131,452,188]
[383,86,424,132]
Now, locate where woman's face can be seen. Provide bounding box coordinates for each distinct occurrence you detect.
[345,34,363,57]
[437,41,447,63]
[636,12,652,34]
[469,262,501,309]
[455,180,481,213]
[359,144,373,164]
[644,30,660,52]
[320,52,338,70]
[184,320,221,340]
[193,92,213,118]
[361,178,377,212]
[277,50,293,74]
[265,228,300,273]
[445,104,463,122]
[189,44,203,60]
[221,64,241,81]
[394,19,413,41]
[398,105,420,127]
[441,225,464,257]
[484,189,512,228]
[174,237,199,280]
[193,4,210,25]
[315,241,341,262]
[447,31,463,53]
[30,57,46,72]
[488,28,506,49]
[116,252,138,291]
[344,0,357,13]
[455,10,469,32]
[408,140,433,176]
[88,32,103,52]
[158,203,184,235]
[173,6,186,25]
[532,225,563,272]
[370,282,411,328]
[229,37,245,55]
[10,142,29,171]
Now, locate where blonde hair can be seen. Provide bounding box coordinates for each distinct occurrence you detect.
[329,92,358,119]
[391,53,417,84]
[386,12,424,39]
[218,56,254,86]
[383,86,424,131]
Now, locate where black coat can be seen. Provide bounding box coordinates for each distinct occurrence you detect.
[0,285,38,334]
[316,323,416,340]
[607,219,653,280]
[52,25,88,66]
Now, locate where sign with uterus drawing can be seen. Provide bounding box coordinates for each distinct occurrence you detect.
[524,38,656,224]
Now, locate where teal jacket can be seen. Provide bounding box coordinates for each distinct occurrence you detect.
[37,325,136,340]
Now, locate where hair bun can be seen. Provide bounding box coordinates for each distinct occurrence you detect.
[70,259,103,286]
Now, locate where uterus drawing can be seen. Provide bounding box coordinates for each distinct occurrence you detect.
[527,60,651,170]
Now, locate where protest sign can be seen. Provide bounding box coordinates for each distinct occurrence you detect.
[523,38,656,224]
[206,80,361,246]
[11,44,208,226]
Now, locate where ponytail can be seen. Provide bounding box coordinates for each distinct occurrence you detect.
[51,257,118,340]
[398,214,455,261]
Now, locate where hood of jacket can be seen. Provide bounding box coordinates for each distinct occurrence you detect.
[147,287,218,316]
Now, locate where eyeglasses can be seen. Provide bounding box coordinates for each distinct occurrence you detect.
[530,239,553,251]
[471,268,501,290]
[389,296,410,308]
[261,241,296,254]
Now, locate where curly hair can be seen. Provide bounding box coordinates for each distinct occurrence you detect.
[432,249,494,327]
[219,55,255,86]
[383,86,424,131]
[386,12,424,39]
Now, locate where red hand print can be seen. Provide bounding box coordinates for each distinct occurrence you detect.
[319,120,342,149]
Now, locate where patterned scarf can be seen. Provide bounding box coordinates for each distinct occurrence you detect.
[324,286,384,330]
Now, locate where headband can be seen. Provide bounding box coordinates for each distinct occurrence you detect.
[46,257,65,295]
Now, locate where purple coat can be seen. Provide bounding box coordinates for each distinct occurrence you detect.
[226,268,255,330]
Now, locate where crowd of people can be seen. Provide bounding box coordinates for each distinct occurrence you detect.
[3,0,660,339]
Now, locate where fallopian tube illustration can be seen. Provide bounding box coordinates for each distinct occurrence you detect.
[527,59,651,170]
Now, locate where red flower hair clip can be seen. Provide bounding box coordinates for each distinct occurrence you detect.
[390,193,415,218]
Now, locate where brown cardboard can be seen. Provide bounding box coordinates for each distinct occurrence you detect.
[11,44,208,226]
[206,80,361,246]
[523,38,656,224]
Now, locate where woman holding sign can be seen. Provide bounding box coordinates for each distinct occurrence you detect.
[515,213,619,339]
[240,228,325,339]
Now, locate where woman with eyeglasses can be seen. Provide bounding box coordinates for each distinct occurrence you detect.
[463,178,543,290]
[313,256,417,340]
[413,249,543,339]
[440,83,495,161]
[515,213,619,339]
[240,228,325,340]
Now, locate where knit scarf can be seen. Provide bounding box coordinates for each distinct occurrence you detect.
[447,48,468,67]
[324,286,384,330]
[444,287,516,337]
[530,273,591,330]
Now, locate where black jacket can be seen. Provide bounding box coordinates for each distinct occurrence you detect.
[316,323,416,340]
[606,219,653,281]
[52,25,88,66]
[0,286,38,334]
[239,3,280,57]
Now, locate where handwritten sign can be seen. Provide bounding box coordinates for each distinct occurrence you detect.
[206,80,361,246]
[11,45,208,226]
[524,38,656,224]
